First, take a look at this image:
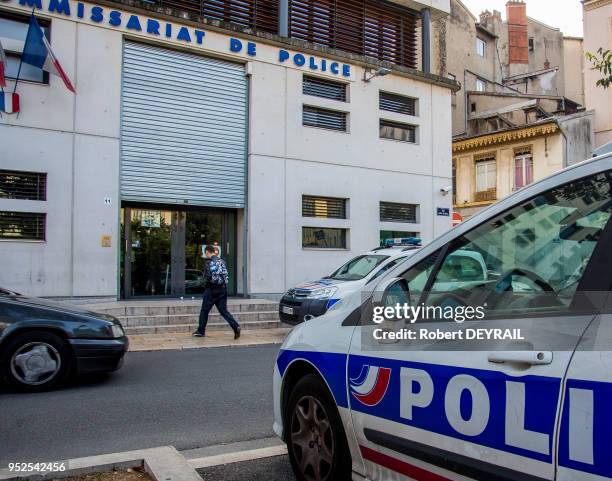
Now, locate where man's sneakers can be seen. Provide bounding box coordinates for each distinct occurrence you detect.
[192,331,205,337]
[234,327,241,340]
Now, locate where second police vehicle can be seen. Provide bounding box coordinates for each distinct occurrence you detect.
[273,153,612,481]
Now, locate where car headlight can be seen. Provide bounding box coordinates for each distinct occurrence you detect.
[306,287,338,299]
[111,324,125,338]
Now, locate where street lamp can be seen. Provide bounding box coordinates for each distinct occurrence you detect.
[363,67,391,82]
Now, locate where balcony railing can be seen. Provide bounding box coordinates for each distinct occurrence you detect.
[474,189,497,202]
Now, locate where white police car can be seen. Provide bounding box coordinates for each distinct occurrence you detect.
[273,152,612,481]
[278,240,421,325]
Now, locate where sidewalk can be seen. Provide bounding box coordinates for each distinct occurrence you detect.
[128,327,291,351]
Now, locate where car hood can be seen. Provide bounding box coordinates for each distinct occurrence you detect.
[2,294,118,323]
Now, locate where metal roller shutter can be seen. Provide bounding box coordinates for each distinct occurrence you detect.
[121,42,247,208]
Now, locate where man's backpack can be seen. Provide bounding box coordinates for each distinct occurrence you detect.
[209,257,229,286]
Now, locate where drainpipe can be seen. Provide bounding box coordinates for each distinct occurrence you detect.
[279,0,289,37]
[421,8,431,74]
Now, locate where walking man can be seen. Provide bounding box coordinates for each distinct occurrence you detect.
[193,245,241,339]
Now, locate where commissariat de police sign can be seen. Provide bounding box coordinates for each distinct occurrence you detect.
[9,0,353,79]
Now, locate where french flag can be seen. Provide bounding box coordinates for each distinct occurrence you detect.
[21,14,75,93]
[0,93,20,114]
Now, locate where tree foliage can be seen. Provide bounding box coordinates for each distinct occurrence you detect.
[586,48,612,89]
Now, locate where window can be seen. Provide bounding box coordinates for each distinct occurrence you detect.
[475,156,496,192]
[528,38,535,52]
[398,250,441,305]
[379,92,417,116]
[514,147,534,189]
[476,37,486,57]
[302,195,347,219]
[475,78,486,92]
[0,14,49,84]
[303,75,347,102]
[0,170,47,201]
[379,120,416,143]
[471,102,477,113]
[380,230,419,246]
[329,255,389,280]
[369,256,410,283]
[0,211,46,241]
[380,202,418,223]
[302,227,347,249]
[303,106,347,132]
[424,171,612,317]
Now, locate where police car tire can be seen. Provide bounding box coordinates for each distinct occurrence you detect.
[286,374,352,481]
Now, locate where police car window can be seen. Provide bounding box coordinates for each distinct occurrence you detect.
[330,255,389,281]
[426,171,612,317]
[398,251,441,305]
[368,256,409,283]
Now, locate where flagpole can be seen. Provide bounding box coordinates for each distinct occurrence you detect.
[13,7,36,94]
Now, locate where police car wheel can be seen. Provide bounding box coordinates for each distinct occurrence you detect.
[286,374,351,481]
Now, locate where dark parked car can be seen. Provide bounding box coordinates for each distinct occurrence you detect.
[0,288,128,391]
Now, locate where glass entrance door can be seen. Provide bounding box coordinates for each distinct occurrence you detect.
[121,207,237,297]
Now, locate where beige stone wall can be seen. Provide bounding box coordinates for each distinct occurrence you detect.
[563,37,585,106]
[453,132,563,218]
[584,0,612,147]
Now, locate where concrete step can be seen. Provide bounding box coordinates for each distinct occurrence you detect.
[126,319,286,335]
[85,299,278,318]
[120,310,280,327]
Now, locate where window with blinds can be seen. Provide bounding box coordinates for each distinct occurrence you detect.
[302,195,347,219]
[380,202,418,223]
[303,106,347,131]
[303,75,347,102]
[0,211,46,241]
[289,0,418,68]
[379,120,416,143]
[379,92,417,116]
[0,170,47,201]
[302,227,347,249]
[155,0,279,33]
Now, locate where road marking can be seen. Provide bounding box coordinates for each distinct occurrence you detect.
[188,445,288,469]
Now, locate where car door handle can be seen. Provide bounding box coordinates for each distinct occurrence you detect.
[487,351,553,365]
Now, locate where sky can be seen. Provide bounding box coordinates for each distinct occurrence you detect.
[461,0,584,37]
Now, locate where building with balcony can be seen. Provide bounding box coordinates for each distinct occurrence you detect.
[0,0,457,299]
[437,0,594,221]
[583,0,612,150]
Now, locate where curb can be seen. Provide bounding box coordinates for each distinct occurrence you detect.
[0,446,201,481]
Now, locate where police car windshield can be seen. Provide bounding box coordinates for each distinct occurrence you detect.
[330,255,389,281]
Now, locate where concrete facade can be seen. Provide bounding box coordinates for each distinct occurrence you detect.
[0,0,455,298]
[583,0,612,148]
[563,36,585,106]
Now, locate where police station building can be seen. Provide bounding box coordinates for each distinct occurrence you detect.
[0,0,456,299]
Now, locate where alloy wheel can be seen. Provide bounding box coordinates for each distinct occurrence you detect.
[290,395,335,481]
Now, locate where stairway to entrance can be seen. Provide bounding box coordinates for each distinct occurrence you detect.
[81,298,283,335]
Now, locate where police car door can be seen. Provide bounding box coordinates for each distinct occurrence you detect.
[347,169,612,481]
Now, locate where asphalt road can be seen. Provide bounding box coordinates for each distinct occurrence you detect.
[198,456,294,481]
[0,344,279,465]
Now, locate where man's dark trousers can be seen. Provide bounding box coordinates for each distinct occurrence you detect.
[197,286,240,334]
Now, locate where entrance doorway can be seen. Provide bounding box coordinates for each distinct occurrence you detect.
[121,207,237,297]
